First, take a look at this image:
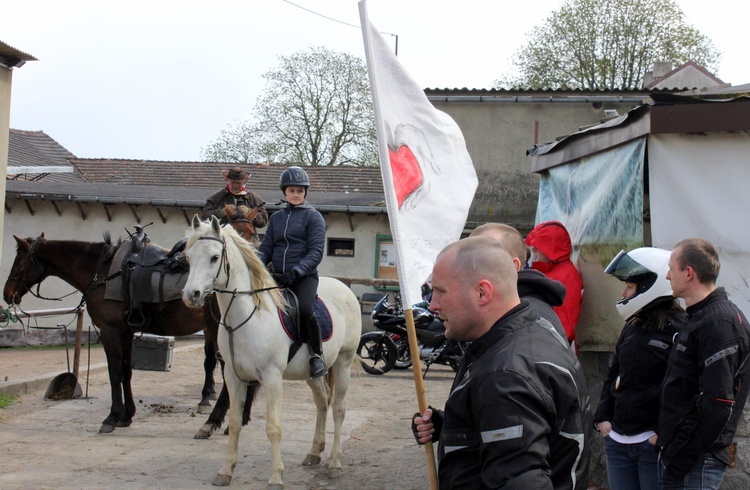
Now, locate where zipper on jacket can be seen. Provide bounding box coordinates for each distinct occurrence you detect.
[281,207,292,272]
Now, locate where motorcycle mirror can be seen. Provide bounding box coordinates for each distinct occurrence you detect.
[371,294,389,320]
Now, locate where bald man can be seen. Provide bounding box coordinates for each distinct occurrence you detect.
[471,223,568,343]
[413,237,591,489]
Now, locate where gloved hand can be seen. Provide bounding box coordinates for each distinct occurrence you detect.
[411,406,443,445]
[273,270,298,287]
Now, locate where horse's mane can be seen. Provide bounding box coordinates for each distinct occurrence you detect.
[188,221,284,311]
[101,230,123,263]
[20,233,120,265]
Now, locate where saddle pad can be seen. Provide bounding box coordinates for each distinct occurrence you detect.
[278,297,333,342]
[104,241,187,303]
[104,241,133,301]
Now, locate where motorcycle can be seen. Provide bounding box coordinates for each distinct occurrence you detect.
[358,293,468,377]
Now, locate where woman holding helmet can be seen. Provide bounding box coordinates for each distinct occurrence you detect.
[259,166,327,378]
[594,247,686,490]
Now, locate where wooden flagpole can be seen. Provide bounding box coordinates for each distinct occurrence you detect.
[404,307,439,490]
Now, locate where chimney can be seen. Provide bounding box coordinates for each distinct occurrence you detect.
[643,61,673,87]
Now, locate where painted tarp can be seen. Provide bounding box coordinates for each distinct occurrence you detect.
[535,138,646,349]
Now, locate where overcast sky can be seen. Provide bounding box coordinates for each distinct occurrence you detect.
[3,0,748,162]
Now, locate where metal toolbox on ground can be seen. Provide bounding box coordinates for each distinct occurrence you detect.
[132,334,175,371]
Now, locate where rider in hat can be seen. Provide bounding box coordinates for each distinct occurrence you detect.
[258,166,328,378]
[202,166,268,228]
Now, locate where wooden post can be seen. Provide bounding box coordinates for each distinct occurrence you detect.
[73,308,84,379]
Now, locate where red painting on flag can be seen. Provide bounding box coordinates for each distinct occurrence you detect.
[388,145,423,208]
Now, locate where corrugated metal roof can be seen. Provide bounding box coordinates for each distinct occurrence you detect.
[0,40,37,65]
[529,96,750,172]
[425,87,671,96]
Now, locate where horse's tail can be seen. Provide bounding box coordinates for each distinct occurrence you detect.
[351,356,365,377]
[325,355,363,407]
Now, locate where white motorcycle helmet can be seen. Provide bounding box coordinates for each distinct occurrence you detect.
[605,247,674,320]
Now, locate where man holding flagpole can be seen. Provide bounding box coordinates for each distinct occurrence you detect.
[413,237,592,489]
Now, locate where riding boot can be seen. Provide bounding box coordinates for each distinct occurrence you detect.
[305,314,327,378]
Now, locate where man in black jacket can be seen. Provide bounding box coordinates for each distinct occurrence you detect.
[471,223,568,344]
[412,237,591,489]
[658,238,750,489]
[201,166,268,228]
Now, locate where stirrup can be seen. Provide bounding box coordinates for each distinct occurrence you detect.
[309,354,327,378]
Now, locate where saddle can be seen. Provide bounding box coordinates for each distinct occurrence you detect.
[104,227,189,331]
[277,289,333,363]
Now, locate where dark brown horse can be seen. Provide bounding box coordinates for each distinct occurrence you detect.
[2,232,224,433]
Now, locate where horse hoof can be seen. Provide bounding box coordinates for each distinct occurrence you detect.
[301,454,321,466]
[99,424,115,434]
[328,467,343,479]
[212,474,232,486]
[268,484,284,490]
[197,403,212,414]
[223,427,229,435]
[194,428,212,439]
[115,419,132,428]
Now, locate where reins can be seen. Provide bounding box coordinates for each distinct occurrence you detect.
[10,239,111,306]
[6,239,114,331]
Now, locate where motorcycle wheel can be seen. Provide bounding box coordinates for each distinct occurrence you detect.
[392,336,413,369]
[358,332,398,375]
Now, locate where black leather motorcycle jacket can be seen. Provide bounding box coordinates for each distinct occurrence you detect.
[436,301,591,489]
[658,288,750,475]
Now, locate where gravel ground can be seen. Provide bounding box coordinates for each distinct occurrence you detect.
[0,339,453,489]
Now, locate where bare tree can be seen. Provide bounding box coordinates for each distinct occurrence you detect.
[495,0,720,90]
[202,46,377,166]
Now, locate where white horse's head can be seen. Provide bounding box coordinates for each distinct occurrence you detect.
[182,214,283,310]
[182,215,225,308]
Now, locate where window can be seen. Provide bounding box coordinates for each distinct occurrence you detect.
[327,238,355,257]
[374,234,399,290]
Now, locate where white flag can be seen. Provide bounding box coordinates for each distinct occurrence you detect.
[359,1,478,307]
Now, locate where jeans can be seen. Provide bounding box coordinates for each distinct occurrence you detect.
[605,436,659,490]
[658,453,726,490]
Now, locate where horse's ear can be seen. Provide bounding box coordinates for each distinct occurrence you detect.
[191,214,201,230]
[210,215,222,235]
[248,206,259,220]
[13,235,30,250]
[224,204,235,219]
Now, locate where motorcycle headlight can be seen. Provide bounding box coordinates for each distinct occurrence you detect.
[412,307,434,328]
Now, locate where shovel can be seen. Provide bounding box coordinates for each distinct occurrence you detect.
[44,325,83,401]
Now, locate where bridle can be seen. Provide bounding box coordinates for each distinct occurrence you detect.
[196,234,280,331]
[229,215,257,241]
[197,235,231,289]
[6,240,78,304]
[7,239,111,313]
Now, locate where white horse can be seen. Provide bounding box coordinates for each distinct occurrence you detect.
[182,216,362,488]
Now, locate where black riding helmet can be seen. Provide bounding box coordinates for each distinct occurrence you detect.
[279,166,311,196]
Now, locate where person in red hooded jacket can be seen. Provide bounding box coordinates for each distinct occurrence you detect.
[524,220,583,347]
